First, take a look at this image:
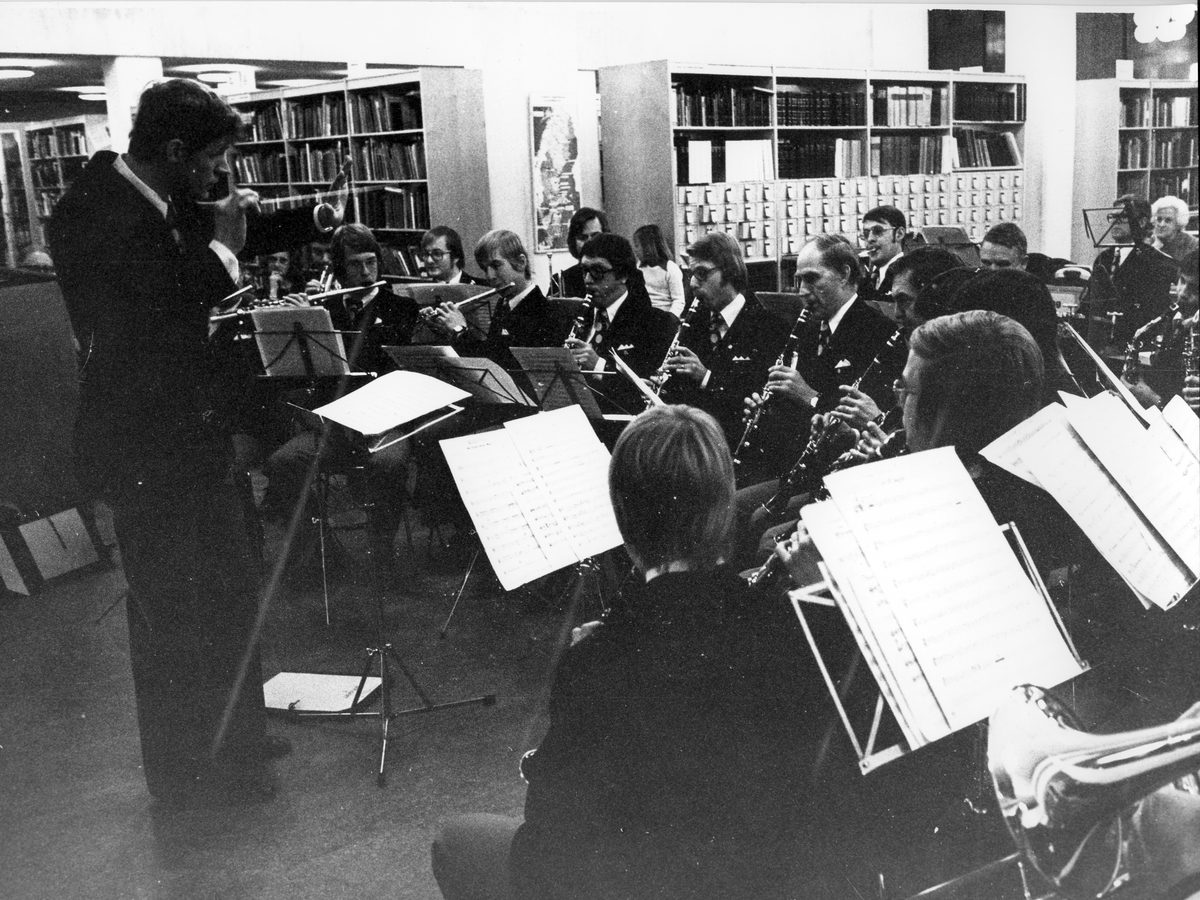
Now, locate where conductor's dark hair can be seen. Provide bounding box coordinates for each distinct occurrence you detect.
[330,223,381,285]
[907,310,1044,459]
[128,78,244,161]
[686,232,748,293]
[609,405,735,573]
[862,205,907,231]
[580,233,639,282]
[474,229,531,279]
[632,224,673,269]
[888,246,964,294]
[567,207,609,260]
[421,225,467,269]
[802,232,863,288]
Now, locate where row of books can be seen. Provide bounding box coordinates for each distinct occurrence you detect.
[674,138,777,185]
[872,85,949,128]
[1155,95,1195,128]
[1150,173,1195,205]
[29,160,61,188]
[244,106,284,142]
[353,138,427,182]
[953,129,1022,169]
[870,134,950,176]
[953,83,1024,121]
[349,89,423,133]
[1120,95,1152,128]
[34,191,60,217]
[1120,135,1148,170]
[290,144,347,183]
[380,243,425,277]
[1154,133,1198,169]
[288,95,348,139]
[359,185,430,231]
[776,88,866,127]
[672,81,773,128]
[26,127,87,159]
[778,137,865,179]
[234,151,288,184]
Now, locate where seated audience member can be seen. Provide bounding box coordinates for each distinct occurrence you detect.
[425,228,568,366]
[659,231,787,482]
[857,205,907,309]
[632,223,687,317]
[257,248,305,300]
[432,405,855,900]
[260,224,418,544]
[1151,195,1198,264]
[1122,247,1199,410]
[979,222,1028,272]
[1087,195,1180,349]
[420,225,482,285]
[949,267,1082,406]
[564,233,677,415]
[552,207,608,299]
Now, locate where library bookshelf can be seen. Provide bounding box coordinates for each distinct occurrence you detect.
[227,68,490,274]
[598,61,1026,292]
[23,115,107,248]
[1073,78,1197,265]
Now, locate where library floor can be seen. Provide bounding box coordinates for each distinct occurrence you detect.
[2,501,1196,900]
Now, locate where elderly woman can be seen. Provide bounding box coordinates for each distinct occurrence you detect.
[1151,195,1198,264]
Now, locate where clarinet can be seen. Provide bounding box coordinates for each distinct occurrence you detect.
[1122,304,1176,382]
[652,302,702,396]
[811,428,908,502]
[564,304,593,347]
[849,326,905,392]
[733,308,811,464]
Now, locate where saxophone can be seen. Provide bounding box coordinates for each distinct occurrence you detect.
[733,308,811,464]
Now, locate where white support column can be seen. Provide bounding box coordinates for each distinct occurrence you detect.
[102,57,164,154]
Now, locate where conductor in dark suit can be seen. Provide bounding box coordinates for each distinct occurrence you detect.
[564,233,677,415]
[660,232,787,482]
[47,78,346,806]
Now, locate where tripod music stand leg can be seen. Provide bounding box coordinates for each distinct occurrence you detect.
[439,549,481,639]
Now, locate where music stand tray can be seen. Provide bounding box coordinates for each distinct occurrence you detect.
[509,346,605,419]
[252,306,350,377]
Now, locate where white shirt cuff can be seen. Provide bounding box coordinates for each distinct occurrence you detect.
[209,240,239,282]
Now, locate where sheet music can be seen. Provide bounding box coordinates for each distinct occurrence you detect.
[978,401,1066,489]
[801,500,941,746]
[311,370,470,435]
[439,430,578,590]
[1017,407,1191,610]
[503,406,623,560]
[823,448,1083,734]
[1064,392,1200,576]
[1163,394,1200,460]
[1148,413,1200,482]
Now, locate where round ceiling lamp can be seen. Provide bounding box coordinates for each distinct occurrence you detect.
[0,68,36,80]
[1133,6,1195,43]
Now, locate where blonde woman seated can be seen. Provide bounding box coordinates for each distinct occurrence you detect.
[632,223,687,318]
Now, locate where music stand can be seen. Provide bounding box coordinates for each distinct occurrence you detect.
[508,347,605,419]
[282,373,495,785]
[1082,207,1134,248]
[252,306,351,377]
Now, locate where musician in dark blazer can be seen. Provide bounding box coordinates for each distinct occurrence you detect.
[659,232,788,483]
[552,207,608,299]
[855,205,907,310]
[47,78,344,806]
[419,225,483,285]
[565,233,677,415]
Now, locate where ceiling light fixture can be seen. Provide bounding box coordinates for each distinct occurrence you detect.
[197,71,234,84]
[1133,6,1195,43]
[78,93,107,102]
[0,68,36,80]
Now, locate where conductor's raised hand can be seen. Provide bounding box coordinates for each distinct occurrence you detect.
[209,150,260,255]
[662,344,707,384]
[324,159,352,230]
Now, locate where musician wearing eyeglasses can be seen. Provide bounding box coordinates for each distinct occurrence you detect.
[856,205,907,310]
[419,225,482,285]
[563,233,676,415]
[432,405,851,900]
[658,232,787,482]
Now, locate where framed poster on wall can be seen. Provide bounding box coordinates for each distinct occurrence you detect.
[530,96,580,254]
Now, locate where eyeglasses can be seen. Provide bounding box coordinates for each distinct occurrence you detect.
[582,264,614,280]
[421,248,449,261]
[860,225,896,241]
[893,378,918,405]
[690,265,718,281]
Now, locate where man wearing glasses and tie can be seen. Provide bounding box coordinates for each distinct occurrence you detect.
[419,225,482,285]
[660,232,786,482]
[857,204,908,311]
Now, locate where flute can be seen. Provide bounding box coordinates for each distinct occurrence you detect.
[418,282,515,322]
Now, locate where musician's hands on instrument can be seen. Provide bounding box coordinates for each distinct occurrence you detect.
[663,345,707,384]
[833,386,883,430]
[845,421,889,462]
[423,301,468,336]
[281,292,311,308]
[765,364,818,407]
[772,524,823,588]
[1184,374,1199,413]
[565,337,600,370]
[208,151,260,255]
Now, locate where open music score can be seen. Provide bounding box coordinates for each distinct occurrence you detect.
[796,447,1085,768]
[439,405,622,591]
[982,392,1199,611]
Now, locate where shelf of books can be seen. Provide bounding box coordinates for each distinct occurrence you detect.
[599,62,1025,290]
[227,68,490,273]
[1073,78,1198,263]
[23,116,103,222]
